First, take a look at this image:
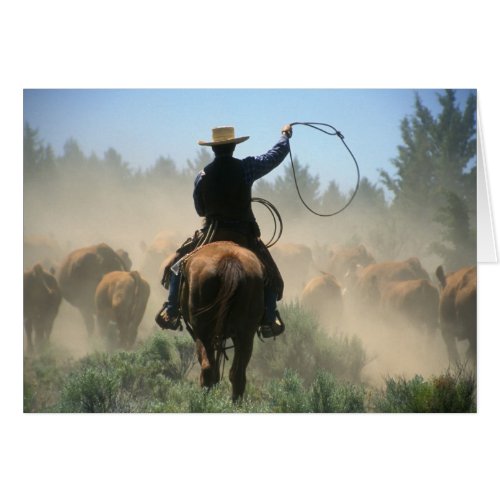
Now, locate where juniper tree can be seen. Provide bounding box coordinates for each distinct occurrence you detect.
[380,90,476,263]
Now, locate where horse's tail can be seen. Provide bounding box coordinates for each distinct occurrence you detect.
[205,253,244,343]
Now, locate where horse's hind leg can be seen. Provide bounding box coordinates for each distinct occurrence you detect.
[229,333,254,402]
[196,339,219,389]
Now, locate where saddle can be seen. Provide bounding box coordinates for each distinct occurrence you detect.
[161,228,284,300]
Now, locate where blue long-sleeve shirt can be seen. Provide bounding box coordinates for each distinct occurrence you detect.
[193,134,290,216]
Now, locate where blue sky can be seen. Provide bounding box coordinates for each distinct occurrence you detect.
[23,88,475,195]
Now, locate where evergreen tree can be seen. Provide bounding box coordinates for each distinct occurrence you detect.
[141,156,178,184]
[272,157,321,217]
[59,138,87,172]
[380,89,476,263]
[349,177,387,213]
[380,94,439,220]
[23,122,41,174]
[103,147,130,179]
[380,90,476,221]
[319,180,347,213]
[24,122,56,179]
[429,191,476,269]
[432,90,476,197]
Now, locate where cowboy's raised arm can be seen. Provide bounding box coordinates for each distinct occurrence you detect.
[241,125,293,184]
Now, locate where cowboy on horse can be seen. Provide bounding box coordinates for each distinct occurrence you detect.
[155,124,293,338]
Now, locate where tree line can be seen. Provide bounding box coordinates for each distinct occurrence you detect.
[24,90,476,271]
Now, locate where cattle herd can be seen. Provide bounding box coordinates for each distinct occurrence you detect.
[23,232,477,384]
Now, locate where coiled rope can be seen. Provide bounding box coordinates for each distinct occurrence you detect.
[288,121,361,217]
[251,197,283,248]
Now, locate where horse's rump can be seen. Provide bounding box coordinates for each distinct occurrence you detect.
[182,242,264,342]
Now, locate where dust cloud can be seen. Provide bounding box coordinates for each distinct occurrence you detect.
[24,164,200,359]
[24,155,460,387]
[339,310,451,387]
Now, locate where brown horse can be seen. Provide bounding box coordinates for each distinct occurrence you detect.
[180,241,265,401]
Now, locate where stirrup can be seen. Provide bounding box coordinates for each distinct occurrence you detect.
[258,310,285,340]
[155,304,181,331]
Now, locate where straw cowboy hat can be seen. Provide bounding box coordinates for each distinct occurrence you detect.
[198,126,249,146]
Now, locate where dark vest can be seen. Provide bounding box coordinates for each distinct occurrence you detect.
[200,156,254,224]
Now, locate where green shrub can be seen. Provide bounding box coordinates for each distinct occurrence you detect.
[188,382,234,413]
[24,378,35,412]
[57,332,196,412]
[261,370,365,413]
[170,334,197,379]
[251,301,367,384]
[183,380,269,413]
[180,371,366,413]
[373,366,476,413]
[267,370,310,413]
[23,347,73,413]
[26,324,476,414]
[310,371,365,413]
[429,368,476,412]
[137,330,183,378]
[60,364,121,412]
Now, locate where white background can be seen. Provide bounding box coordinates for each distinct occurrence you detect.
[2,1,498,499]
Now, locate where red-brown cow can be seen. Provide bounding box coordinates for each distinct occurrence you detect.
[300,273,343,333]
[329,244,375,278]
[58,243,128,335]
[24,264,62,352]
[380,279,440,335]
[353,257,430,307]
[435,265,477,366]
[95,270,150,350]
[115,248,132,271]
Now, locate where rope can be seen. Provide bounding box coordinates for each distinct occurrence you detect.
[251,197,283,248]
[288,121,361,217]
